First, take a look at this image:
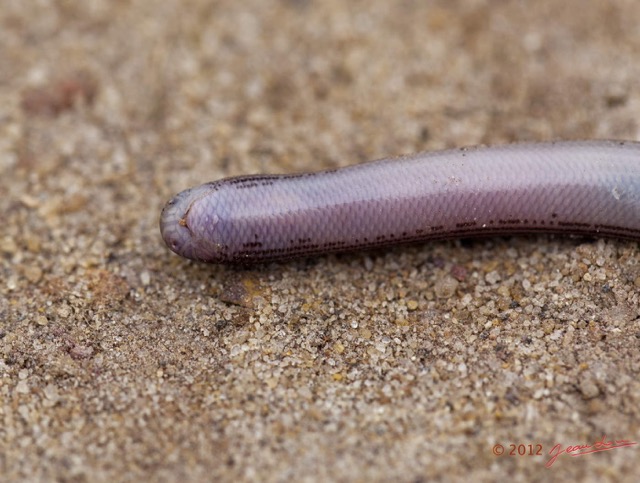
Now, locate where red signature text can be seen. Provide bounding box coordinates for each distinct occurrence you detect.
[546,435,637,468]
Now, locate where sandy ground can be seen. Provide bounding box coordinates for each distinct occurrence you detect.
[1,1,640,481]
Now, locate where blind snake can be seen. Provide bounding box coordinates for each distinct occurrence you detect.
[160,140,640,264]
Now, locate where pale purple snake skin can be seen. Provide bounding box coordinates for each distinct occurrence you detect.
[160,140,640,264]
